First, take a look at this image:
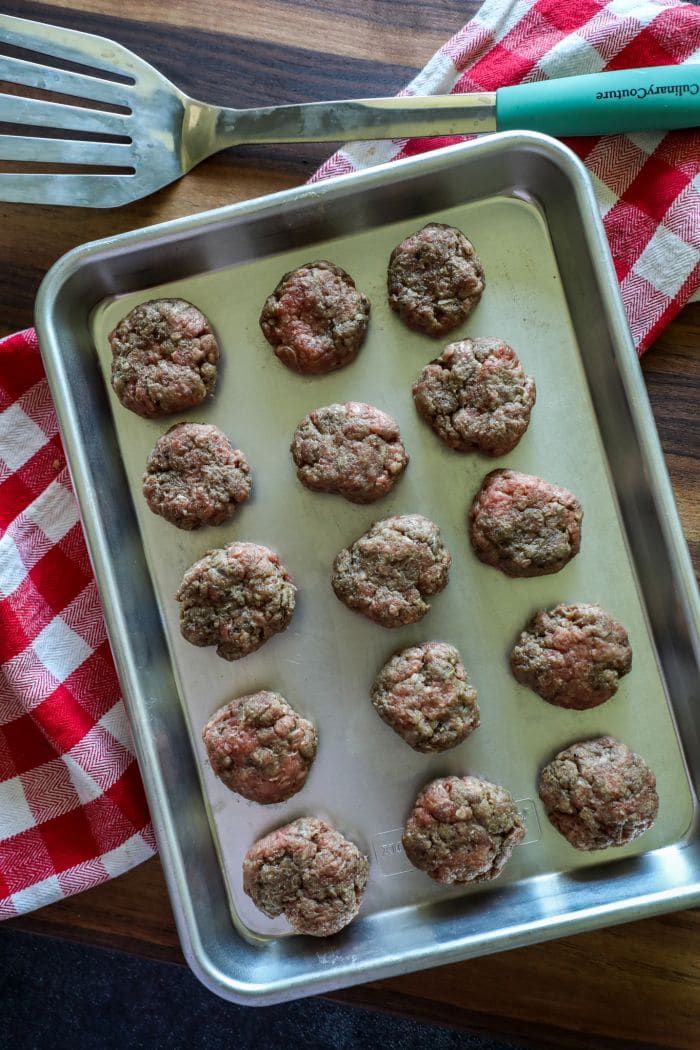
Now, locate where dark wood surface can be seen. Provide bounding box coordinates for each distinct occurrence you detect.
[3,2,699,1046]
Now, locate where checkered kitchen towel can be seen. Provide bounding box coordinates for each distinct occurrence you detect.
[0,329,154,919]
[2,0,699,918]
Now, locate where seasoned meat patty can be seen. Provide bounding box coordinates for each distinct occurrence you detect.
[538,737,658,851]
[511,603,632,710]
[332,514,451,628]
[290,401,409,504]
[259,261,370,374]
[142,422,251,530]
[109,298,219,418]
[387,222,485,337]
[402,776,525,884]
[371,641,480,752]
[412,338,536,456]
[176,542,296,661]
[243,817,369,937]
[469,469,583,577]
[202,692,317,804]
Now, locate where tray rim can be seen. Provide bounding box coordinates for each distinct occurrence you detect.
[34,131,700,1004]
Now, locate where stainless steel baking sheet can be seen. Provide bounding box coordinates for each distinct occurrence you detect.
[36,133,700,1003]
[90,191,694,936]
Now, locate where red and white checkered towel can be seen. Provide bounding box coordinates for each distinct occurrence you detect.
[2,0,699,919]
[0,330,155,918]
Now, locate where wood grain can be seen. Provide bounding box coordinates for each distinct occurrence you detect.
[30,0,453,65]
[2,1,699,1046]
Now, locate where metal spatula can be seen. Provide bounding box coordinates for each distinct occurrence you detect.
[1,13,698,209]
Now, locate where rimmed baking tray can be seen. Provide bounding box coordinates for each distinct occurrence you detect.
[36,132,700,1004]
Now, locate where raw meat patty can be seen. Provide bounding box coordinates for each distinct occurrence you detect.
[290,401,409,504]
[511,603,632,710]
[387,222,485,337]
[371,641,480,752]
[402,775,525,884]
[538,736,658,851]
[143,422,251,530]
[259,261,370,374]
[412,338,536,456]
[109,298,219,418]
[332,514,451,628]
[176,542,296,661]
[202,691,317,804]
[469,469,583,577]
[243,817,369,937]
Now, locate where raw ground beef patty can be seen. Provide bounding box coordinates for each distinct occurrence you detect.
[511,603,632,710]
[290,401,409,504]
[142,422,251,530]
[371,641,480,752]
[412,338,536,456]
[402,776,526,884]
[332,514,451,628]
[109,298,219,418]
[387,222,485,337]
[538,736,658,851]
[202,691,317,804]
[259,260,370,374]
[176,542,296,660]
[243,817,369,936]
[469,469,583,577]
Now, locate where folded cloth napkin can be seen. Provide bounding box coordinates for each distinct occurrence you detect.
[1,0,699,919]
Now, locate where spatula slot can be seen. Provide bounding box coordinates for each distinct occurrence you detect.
[0,78,131,116]
[0,40,135,86]
[0,120,132,145]
[0,160,135,175]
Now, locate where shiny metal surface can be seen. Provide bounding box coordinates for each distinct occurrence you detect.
[0,13,496,208]
[36,133,700,1004]
[90,174,694,942]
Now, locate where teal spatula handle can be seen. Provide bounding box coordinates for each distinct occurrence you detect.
[496,64,699,135]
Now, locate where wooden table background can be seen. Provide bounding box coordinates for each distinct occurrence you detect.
[2,2,698,1047]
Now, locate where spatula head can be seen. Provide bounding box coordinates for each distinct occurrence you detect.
[0,14,194,207]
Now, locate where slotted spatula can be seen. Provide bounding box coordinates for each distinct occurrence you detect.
[1,13,698,208]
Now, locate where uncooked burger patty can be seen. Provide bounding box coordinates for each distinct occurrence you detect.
[511,603,632,710]
[402,776,525,884]
[259,261,370,374]
[290,401,409,504]
[538,736,658,851]
[143,422,251,530]
[332,514,451,628]
[371,641,480,752]
[243,817,369,937]
[176,542,296,661]
[412,338,536,456]
[109,298,219,418]
[469,469,583,577]
[387,222,485,337]
[202,691,317,804]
